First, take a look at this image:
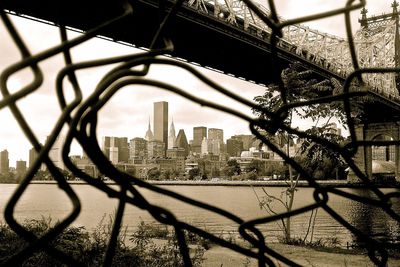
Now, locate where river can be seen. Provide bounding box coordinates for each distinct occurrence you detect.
[0,184,399,247]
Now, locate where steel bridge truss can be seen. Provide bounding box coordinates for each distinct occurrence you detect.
[187,0,400,100]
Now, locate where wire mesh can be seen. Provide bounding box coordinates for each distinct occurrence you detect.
[0,0,399,266]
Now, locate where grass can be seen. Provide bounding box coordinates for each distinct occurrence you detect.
[0,216,206,266]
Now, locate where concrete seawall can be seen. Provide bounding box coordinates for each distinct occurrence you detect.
[30,180,358,187]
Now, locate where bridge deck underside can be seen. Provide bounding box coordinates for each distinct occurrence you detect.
[2,0,341,86]
[4,0,400,121]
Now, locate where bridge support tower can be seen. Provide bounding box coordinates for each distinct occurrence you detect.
[349,123,400,182]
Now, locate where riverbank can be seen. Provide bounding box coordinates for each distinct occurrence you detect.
[203,243,400,266]
[29,179,399,188]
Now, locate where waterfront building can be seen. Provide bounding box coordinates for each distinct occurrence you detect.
[175,129,189,157]
[109,147,119,164]
[198,154,223,178]
[48,135,65,170]
[154,158,176,173]
[208,128,224,154]
[147,140,165,159]
[201,137,221,156]
[71,155,99,178]
[231,134,256,150]
[168,118,176,149]
[129,137,148,161]
[208,128,223,143]
[208,139,221,155]
[184,155,199,175]
[166,147,186,173]
[146,158,177,175]
[16,160,27,176]
[153,101,168,152]
[102,136,129,164]
[29,146,46,171]
[227,137,244,157]
[131,162,158,179]
[192,126,207,154]
[0,149,9,174]
[201,137,208,155]
[29,147,37,169]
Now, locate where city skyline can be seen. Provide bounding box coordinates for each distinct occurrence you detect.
[0,1,389,166]
[1,103,346,169]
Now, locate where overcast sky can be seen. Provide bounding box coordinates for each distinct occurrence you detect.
[0,0,391,166]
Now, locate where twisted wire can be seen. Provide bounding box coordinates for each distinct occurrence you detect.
[0,0,399,266]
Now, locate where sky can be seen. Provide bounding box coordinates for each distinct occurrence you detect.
[0,0,392,166]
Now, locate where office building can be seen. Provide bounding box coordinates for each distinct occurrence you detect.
[16,160,27,176]
[232,135,255,150]
[148,140,165,159]
[130,137,148,160]
[227,137,244,157]
[201,137,208,155]
[29,146,46,171]
[153,101,168,152]
[168,119,176,149]
[192,126,207,154]
[166,147,186,173]
[48,135,65,170]
[145,118,154,141]
[208,128,223,143]
[29,147,38,169]
[102,136,129,164]
[201,138,221,156]
[0,149,9,174]
[208,128,224,154]
[175,129,189,157]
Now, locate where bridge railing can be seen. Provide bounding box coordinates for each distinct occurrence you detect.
[187,0,400,100]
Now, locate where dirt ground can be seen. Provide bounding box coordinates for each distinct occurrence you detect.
[202,243,400,267]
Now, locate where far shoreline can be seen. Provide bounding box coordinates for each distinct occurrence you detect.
[27,179,399,188]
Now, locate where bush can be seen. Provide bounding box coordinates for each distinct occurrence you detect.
[0,216,205,267]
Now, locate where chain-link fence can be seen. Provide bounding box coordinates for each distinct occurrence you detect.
[0,0,400,266]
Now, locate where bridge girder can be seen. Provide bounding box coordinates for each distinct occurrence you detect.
[2,0,400,105]
[186,0,400,102]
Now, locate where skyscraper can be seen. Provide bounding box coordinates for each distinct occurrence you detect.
[29,147,38,169]
[48,135,65,170]
[130,137,148,160]
[227,137,244,157]
[232,134,255,150]
[168,118,176,149]
[154,101,168,153]
[102,136,129,164]
[16,160,27,176]
[145,118,154,141]
[201,137,208,155]
[175,129,189,157]
[147,140,165,159]
[0,149,9,174]
[192,126,207,154]
[29,146,45,171]
[208,128,224,143]
[208,128,224,154]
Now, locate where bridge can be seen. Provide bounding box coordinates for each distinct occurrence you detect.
[1,2,400,266]
[2,0,400,178]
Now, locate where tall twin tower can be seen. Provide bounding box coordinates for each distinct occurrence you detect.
[150,101,188,156]
[153,101,169,149]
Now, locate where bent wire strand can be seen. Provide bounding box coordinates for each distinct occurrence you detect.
[0,0,399,266]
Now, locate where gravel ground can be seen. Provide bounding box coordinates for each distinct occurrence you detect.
[202,243,400,267]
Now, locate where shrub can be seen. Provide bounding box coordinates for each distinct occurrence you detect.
[0,216,205,267]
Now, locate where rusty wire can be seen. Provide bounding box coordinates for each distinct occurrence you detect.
[0,0,399,266]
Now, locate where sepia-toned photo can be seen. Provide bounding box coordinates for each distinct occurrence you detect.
[0,0,399,266]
